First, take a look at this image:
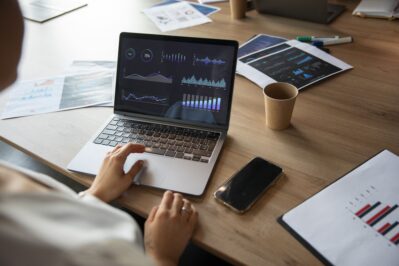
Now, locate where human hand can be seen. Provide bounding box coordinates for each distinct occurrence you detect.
[144,191,198,266]
[86,143,145,203]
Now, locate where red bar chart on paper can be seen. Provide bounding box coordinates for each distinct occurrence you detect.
[355,202,399,244]
[282,150,399,266]
[348,185,399,246]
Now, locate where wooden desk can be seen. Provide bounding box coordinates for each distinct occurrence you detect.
[1,0,398,264]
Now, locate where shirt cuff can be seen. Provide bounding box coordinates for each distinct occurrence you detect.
[78,190,104,204]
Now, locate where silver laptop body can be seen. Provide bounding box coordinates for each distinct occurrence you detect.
[68,33,238,196]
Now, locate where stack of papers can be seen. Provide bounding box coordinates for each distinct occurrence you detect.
[1,61,116,119]
[142,1,214,32]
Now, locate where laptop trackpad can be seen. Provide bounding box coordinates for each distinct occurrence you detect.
[123,153,165,186]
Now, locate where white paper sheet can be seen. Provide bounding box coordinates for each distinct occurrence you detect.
[282,150,399,266]
[1,77,64,119]
[66,61,116,108]
[152,0,221,16]
[143,1,212,32]
[20,0,87,23]
[238,33,287,58]
[1,61,116,119]
[67,60,116,74]
[237,40,353,90]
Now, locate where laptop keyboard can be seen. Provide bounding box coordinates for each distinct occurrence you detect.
[93,117,220,163]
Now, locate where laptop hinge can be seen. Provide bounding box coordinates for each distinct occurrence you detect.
[114,111,228,133]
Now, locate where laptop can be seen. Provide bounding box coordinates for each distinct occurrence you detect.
[254,0,345,24]
[68,33,238,196]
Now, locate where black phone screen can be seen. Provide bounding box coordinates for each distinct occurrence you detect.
[215,157,282,212]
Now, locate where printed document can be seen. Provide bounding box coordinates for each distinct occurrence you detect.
[237,40,352,90]
[20,0,87,23]
[282,150,399,266]
[1,61,116,119]
[152,0,221,16]
[143,1,211,32]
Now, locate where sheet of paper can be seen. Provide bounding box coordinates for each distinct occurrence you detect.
[1,61,116,119]
[153,0,221,16]
[20,0,87,23]
[282,150,399,266]
[143,1,212,32]
[60,71,113,109]
[237,40,352,90]
[67,60,116,108]
[67,60,116,74]
[61,60,115,109]
[238,34,287,58]
[1,77,64,119]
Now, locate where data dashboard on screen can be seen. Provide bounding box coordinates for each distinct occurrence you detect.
[115,34,237,127]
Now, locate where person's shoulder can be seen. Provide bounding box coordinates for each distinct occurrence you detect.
[0,163,28,190]
[0,162,51,193]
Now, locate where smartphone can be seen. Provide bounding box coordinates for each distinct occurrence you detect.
[214,157,283,213]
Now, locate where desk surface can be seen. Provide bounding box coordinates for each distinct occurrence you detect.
[1,0,399,265]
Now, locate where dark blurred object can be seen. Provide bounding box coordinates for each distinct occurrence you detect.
[254,0,345,23]
[247,0,255,11]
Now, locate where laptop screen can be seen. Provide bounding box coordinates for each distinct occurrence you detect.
[115,33,238,129]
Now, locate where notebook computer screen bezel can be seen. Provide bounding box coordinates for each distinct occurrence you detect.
[114,32,238,131]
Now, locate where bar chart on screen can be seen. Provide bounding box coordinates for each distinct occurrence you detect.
[161,51,187,63]
[182,93,221,111]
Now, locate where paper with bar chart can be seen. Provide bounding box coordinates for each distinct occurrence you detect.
[281,150,399,266]
[237,40,352,90]
[142,1,211,32]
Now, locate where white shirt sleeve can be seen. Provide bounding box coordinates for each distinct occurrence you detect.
[0,162,155,266]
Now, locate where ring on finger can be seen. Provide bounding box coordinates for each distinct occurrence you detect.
[181,206,191,215]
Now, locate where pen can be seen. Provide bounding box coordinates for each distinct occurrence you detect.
[311,41,324,47]
[310,41,330,53]
[322,36,353,46]
[297,36,339,42]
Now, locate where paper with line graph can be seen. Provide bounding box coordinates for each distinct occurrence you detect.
[1,61,116,119]
[281,150,399,266]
